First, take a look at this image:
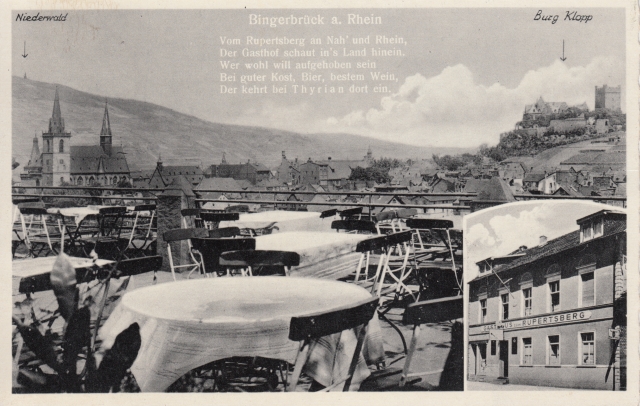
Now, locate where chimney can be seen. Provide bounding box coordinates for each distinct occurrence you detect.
[539,235,547,246]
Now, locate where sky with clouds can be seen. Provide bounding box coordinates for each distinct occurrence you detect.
[464,201,621,281]
[13,8,626,149]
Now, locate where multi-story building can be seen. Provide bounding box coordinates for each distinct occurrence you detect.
[468,209,626,390]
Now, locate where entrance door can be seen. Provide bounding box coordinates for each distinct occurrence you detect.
[499,340,509,378]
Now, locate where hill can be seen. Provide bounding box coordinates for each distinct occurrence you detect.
[12,76,468,179]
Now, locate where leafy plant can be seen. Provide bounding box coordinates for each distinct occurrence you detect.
[13,253,141,393]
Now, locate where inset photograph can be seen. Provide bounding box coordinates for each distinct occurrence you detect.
[465,201,626,391]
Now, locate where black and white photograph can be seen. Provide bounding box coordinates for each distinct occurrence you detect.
[4,0,637,403]
[465,201,626,390]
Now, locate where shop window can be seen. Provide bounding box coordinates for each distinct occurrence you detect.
[490,340,496,356]
[500,293,509,320]
[580,332,595,365]
[580,272,595,307]
[547,335,560,365]
[479,299,487,323]
[523,287,532,316]
[549,280,560,312]
[522,338,532,365]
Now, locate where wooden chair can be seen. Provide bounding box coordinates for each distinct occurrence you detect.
[399,296,463,387]
[331,219,378,235]
[163,228,209,281]
[208,227,241,239]
[121,204,157,258]
[190,237,256,277]
[219,250,300,276]
[404,219,463,299]
[18,207,65,257]
[339,207,363,220]
[319,208,338,219]
[200,212,240,231]
[287,297,379,392]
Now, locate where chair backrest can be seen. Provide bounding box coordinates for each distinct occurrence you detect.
[339,207,363,219]
[219,250,300,267]
[320,208,338,219]
[402,296,463,326]
[405,218,454,230]
[133,204,156,212]
[200,212,240,222]
[12,197,42,205]
[19,207,49,216]
[355,234,390,253]
[385,230,414,246]
[115,255,163,277]
[208,227,241,238]
[99,206,127,215]
[180,208,201,217]
[331,219,377,234]
[191,237,256,274]
[289,297,378,341]
[163,227,208,242]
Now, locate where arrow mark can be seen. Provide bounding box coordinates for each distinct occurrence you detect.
[560,40,566,62]
[22,41,28,58]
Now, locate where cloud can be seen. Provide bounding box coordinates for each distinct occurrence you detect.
[326,56,624,148]
[467,223,495,249]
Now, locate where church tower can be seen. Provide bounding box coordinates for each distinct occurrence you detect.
[41,87,71,186]
[100,100,113,156]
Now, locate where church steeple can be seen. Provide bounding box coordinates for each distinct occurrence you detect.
[100,99,113,155]
[27,132,40,168]
[49,86,65,134]
[100,100,112,136]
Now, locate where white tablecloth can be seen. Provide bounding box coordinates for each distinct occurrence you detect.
[220,211,332,233]
[12,256,114,296]
[255,231,370,279]
[99,277,383,392]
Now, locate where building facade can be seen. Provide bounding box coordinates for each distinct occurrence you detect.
[20,88,130,187]
[468,209,626,390]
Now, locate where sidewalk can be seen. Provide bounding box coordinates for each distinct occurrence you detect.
[467,381,577,391]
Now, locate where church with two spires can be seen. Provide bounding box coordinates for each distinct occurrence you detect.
[20,88,130,187]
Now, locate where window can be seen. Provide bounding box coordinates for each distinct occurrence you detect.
[511,337,518,355]
[45,139,50,152]
[59,159,64,164]
[580,332,595,365]
[522,338,532,365]
[500,293,509,320]
[60,177,64,184]
[479,299,487,323]
[580,272,595,307]
[580,218,603,242]
[490,340,496,356]
[549,280,560,312]
[548,335,560,365]
[523,287,532,316]
[77,177,83,186]
[59,139,64,152]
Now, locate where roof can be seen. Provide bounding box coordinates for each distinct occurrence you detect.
[69,145,129,174]
[463,178,515,202]
[471,212,626,283]
[523,172,545,183]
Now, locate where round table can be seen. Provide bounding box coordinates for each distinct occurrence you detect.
[99,277,383,392]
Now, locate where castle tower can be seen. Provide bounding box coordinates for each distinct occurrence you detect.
[221,151,227,164]
[595,85,621,111]
[365,145,373,162]
[27,133,40,167]
[41,87,71,186]
[156,152,163,171]
[100,100,113,156]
